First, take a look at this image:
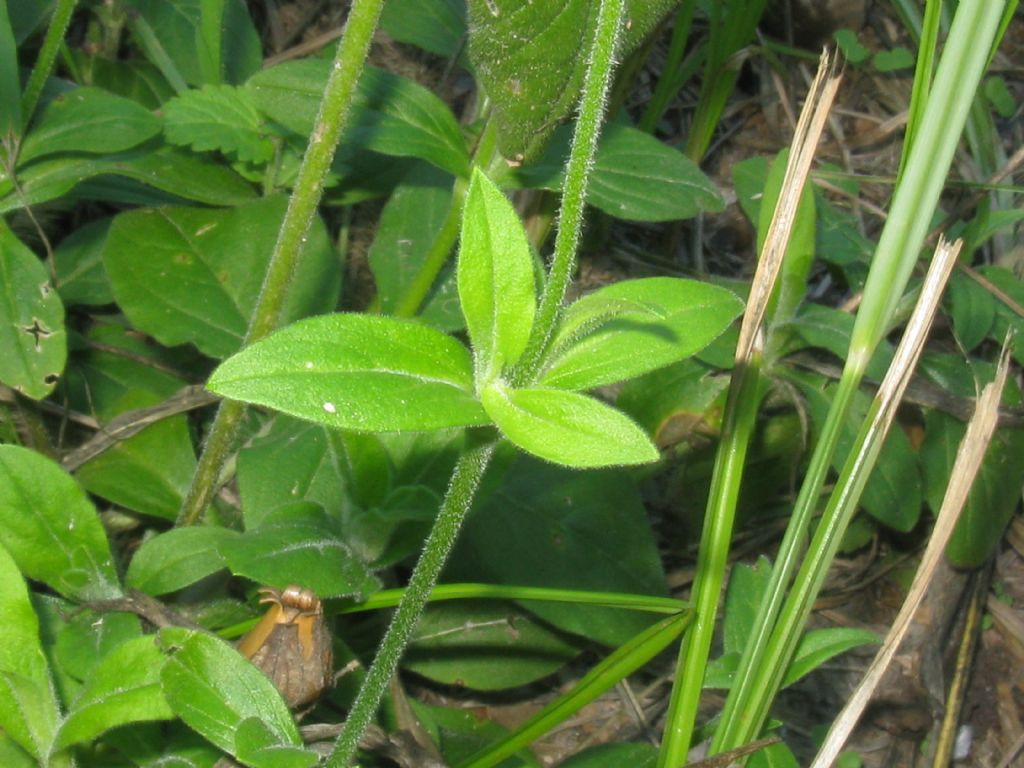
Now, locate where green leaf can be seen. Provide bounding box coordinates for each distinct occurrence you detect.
[615,358,728,448]
[54,217,115,306]
[18,88,162,165]
[557,743,657,767]
[482,382,657,467]
[873,46,914,72]
[404,600,580,691]
[158,628,301,757]
[0,147,258,213]
[219,503,380,599]
[0,446,120,600]
[540,277,743,390]
[0,223,67,399]
[723,557,772,656]
[832,29,870,65]
[208,313,489,431]
[459,168,536,381]
[947,271,996,352]
[75,390,197,520]
[782,627,878,686]
[0,734,35,768]
[921,410,1024,567]
[126,527,239,595]
[54,635,174,749]
[506,123,724,221]
[163,84,274,163]
[238,417,356,529]
[98,721,221,766]
[588,124,724,221]
[70,55,174,109]
[447,455,669,647]
[0,544,62,760]
[63,322,188,416]
[350,67,471,178]
[467,0,677,161]
[247,63,470,177]
[346,485,439,568]
[234,718,319,768]
[368,163,462,329]
[787,303,893,382]
[103,195,338,358]
[0,2,21,141]
[36,597,141,704]
[801,381,922,532]
[381,0,466,59]
[129,0,261,86]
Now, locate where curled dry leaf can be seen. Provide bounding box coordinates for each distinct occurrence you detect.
[237,585,334,708]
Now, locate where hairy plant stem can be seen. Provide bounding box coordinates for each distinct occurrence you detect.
[177,0,384,526]
[513,0,625,386]
[326,440,495,767]
[21,0,77,128]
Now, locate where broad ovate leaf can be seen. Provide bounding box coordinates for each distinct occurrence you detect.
[458,168,536,382]
[103,195,337,359]
[541,277,743,390]
[0,544,62,760]
[0,446,120,601]
[481,381,657,467]
[208,313,489,431]
[0,224,66,399]
[158,628,302,758]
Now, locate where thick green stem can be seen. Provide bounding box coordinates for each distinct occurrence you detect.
[513,0,625,386]
[177,0,384,526]
[657,355,764,767]
[326,441,495,767]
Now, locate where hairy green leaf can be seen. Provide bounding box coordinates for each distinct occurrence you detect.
[541,277,743,390]
[459,168,536,382]
[481,382,658,467]
[467,0,678,160]
[209,314,488,431]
